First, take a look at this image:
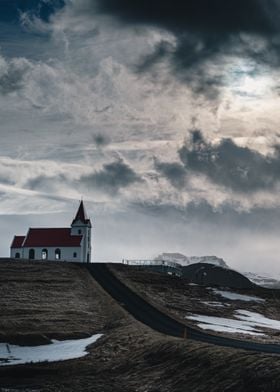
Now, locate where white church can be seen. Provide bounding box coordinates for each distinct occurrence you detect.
[10,201,92,263]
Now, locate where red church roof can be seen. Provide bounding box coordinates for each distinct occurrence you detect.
[11,236,25,249]
[72,200,91,226]
[22,228,82,248]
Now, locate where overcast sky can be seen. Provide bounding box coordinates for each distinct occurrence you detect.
[2,0,280,274]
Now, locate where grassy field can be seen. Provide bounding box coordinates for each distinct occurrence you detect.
[1,260,280,391]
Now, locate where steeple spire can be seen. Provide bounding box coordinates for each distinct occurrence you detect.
[72,200,91,226]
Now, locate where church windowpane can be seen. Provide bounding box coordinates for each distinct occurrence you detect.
[42,249,48,260]
[29,249,35,260]
[15,252,20,259]
[73,252,77,258]
[55,248,61,260]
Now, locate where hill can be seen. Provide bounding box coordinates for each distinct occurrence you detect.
[182,262,253,289]
[1,260,280,391]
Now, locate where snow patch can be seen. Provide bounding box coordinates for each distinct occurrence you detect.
[236,310,280,330]
[212,289,265,303]
[186,310,280,337]
[201,301,228,308]
[186,313,265,336]
[0,334,103,367]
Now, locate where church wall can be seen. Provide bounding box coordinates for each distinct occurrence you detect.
[10,248,23,259]
[21,247,82,262]
[71,223,92,263]
[82,226,92,263]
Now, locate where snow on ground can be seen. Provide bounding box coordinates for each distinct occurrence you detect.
[236,310,280,330]
[201,301,229,308]
[186,314,264,336]
[0,334,103,367]
[212,289,265,303]
[186,310,280,337]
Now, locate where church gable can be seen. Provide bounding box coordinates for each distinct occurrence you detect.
[11,236,25,249]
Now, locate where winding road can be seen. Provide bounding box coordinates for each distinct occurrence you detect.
[87,263,280,354]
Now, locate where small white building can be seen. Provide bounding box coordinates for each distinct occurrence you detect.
[10,201,92,263]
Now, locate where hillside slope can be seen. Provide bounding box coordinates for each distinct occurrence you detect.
[1,260,280,391]
[0,259,118,342]
[110,263,280,342]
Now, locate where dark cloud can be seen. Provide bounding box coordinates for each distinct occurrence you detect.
[0,61,29,95]
[134,198,280,232]
[179,130,280,192]
[92,133,110,147]
[0,176,14,186]
[25,174,68,192]
[81,159,142,193]
[154,158,187,189]
[94,0,277,35]
[136,41,172,73]
[91,0,280,95]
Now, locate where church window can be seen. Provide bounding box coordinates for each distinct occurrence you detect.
[73,252,77,258]
[78,229,81,234]
[42,249,48,260]
[29,249,35,260]
[55,248,61,260]
[15,252,20,259]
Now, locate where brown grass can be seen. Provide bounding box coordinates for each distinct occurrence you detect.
[1,260,280,392]
[0,259,124,342]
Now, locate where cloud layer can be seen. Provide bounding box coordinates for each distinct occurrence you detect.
[92,0,280,80]
[1,0,280,267]
[179,130,280,192]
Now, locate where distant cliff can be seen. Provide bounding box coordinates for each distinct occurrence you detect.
[155,253,229,268]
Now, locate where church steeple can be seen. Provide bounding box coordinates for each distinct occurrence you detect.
[71,200,92,263]
[71,200,92,227]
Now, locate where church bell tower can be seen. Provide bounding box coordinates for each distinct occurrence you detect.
[71,200,92,263]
